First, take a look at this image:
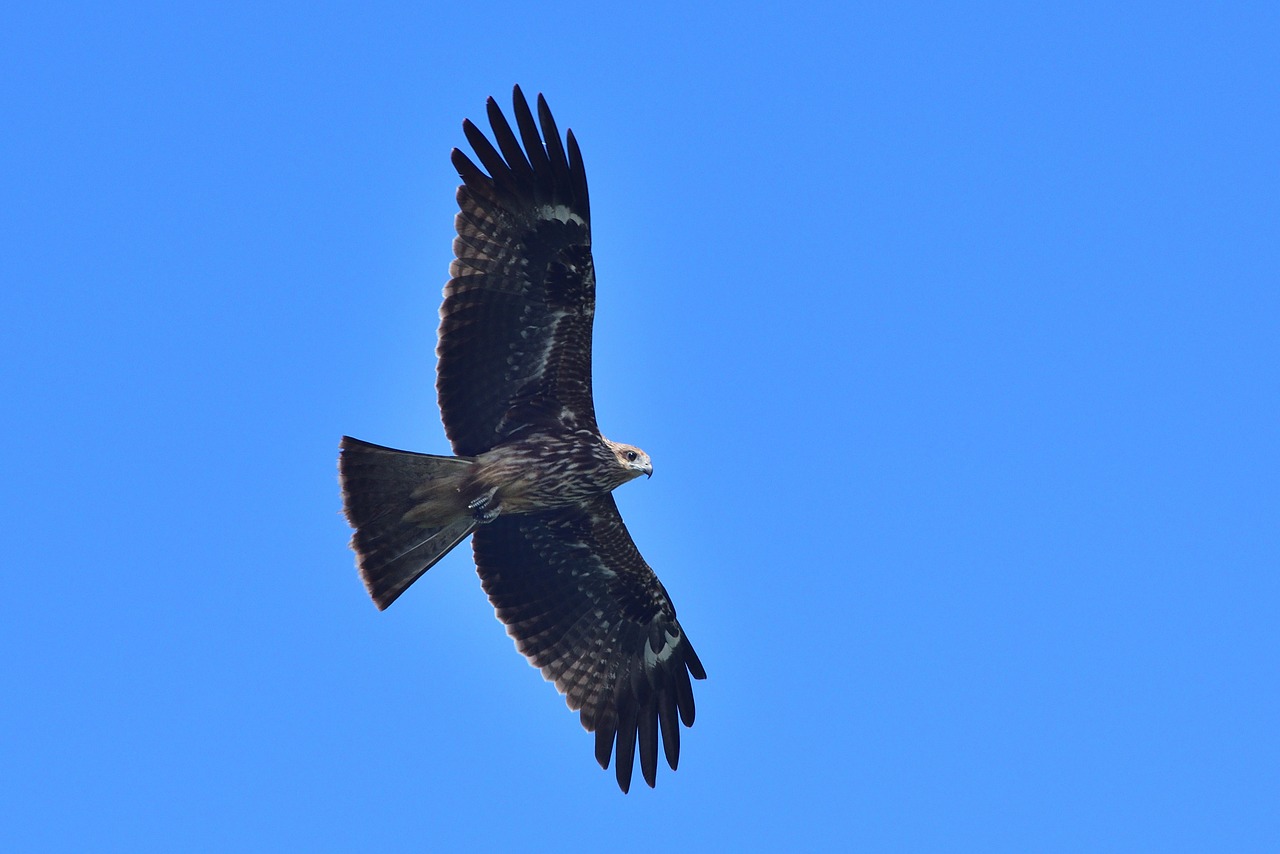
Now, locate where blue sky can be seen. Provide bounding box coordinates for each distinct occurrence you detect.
[3,2,1278,850]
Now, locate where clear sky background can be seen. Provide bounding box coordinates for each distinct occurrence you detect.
[3,2,1277,851]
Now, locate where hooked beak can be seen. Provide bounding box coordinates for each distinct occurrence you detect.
[643,463,653,479]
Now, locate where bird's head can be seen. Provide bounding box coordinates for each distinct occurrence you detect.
[608,441,653,481]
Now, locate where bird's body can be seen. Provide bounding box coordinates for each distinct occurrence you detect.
[470,432,651,515]
[339,86,703,792]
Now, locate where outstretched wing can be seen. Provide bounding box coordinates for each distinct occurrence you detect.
[472,495,706,792]
[439,86,597,457]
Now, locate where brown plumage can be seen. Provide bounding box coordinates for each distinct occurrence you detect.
[339,86,704,793]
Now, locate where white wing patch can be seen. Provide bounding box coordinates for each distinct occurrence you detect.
[539,204,586,227]
[643,626,682,669]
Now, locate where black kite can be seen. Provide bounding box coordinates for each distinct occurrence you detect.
[339,86,705,792]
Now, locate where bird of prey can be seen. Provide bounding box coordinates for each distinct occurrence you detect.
[339,86,705,792]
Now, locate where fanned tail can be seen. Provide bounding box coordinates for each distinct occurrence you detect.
[339,436,477,609]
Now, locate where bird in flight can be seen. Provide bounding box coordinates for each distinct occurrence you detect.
[339,86,705,792]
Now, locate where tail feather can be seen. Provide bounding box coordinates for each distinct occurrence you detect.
[339,436,477,610]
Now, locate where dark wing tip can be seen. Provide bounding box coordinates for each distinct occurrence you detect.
[599,633,704,792]
[450,147,486,188]
[686,640,708,681]
[613,700,639,793]
[659,688,681,770]
[565,128,590,222]
[594,718,616,770]
[638,702,659,788]
[451,87,588,220]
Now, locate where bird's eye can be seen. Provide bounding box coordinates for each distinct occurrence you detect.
[625,451,637,462]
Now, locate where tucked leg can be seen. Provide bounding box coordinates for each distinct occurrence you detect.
[468,487,501,523]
